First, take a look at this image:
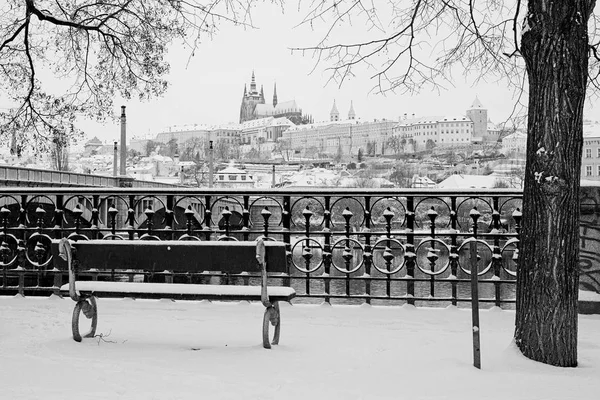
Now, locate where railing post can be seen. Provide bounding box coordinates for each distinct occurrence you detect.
[242,196,250,242]
[449,196,459,306]
[491,196,502,307]
[165,195,175,239]
[282,196,291,288]
[323,196,332,305]
[203,195,212,241]
[90,195,100,239]
[363,196,372,305]
[302,206,313,297]
[127,195,135,240]
[405,196,415,305]
[427,206,438,298]
[470,207,481,370]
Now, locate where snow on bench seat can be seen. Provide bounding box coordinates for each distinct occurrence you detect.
[59,281,296,302]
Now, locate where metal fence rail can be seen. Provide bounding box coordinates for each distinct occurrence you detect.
[0,187,523,307]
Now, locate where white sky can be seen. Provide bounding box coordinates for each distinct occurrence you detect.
[74,3,597,143]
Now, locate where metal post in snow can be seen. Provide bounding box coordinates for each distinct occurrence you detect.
[470,207,481,369]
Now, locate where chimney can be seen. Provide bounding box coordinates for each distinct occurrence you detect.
[120,106,127,176]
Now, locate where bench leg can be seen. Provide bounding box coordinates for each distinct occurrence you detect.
[262,301,281,349]
[72,296,98,342]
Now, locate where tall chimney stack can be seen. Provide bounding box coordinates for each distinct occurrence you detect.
[120,106,127,176]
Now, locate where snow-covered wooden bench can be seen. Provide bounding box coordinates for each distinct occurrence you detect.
[54,238,295,348]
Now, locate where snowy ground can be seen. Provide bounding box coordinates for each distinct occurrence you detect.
[1,296,599,400]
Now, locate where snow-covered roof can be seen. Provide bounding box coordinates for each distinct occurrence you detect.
[218,166,247,174]
[255,100,300,116]
[437,174,520,189]
[394,115,470,128]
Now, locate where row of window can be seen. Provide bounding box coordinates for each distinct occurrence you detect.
[218,175,250,181]
[584,165,600,176]
[584,148,600,158]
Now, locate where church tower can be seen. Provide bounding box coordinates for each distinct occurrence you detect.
[466,96,487,141]
[348,101,356,120]
[330,100,340,121]
[273,83,278,107]
[239,71,266,123]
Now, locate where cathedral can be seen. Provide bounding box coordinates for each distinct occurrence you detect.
[239,72,311,124]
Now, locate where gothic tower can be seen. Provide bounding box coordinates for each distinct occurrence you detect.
[348,101,356,120]
[466,96,488,141]
[239,71,266,123]
[273,83,278,107]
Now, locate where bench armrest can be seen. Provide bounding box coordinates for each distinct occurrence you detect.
[58,238,79,301]
[256,238,271,308]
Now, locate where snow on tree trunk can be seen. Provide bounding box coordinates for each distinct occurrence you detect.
[516,1,594,367]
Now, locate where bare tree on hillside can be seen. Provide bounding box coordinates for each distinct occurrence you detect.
[296,0,598,367]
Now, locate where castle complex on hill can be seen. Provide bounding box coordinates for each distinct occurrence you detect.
[239,72,312,125]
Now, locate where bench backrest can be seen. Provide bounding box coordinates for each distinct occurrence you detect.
[52,240,288,274]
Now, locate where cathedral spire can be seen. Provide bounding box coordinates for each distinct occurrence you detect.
[260,84,264,101]
[348,100,356,120]
[243,84,247,97]
[250,71,256,92]
[273,82,278,107]
[330,99,339,121]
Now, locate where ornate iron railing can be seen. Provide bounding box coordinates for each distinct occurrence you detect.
[0,187,525,307]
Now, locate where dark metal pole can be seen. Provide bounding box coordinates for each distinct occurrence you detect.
[119,106,126,176]
[208,140,214,188]
[113,141,118,177]
[470,207,481,369]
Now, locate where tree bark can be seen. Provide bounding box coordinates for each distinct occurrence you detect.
[516,0,595,367]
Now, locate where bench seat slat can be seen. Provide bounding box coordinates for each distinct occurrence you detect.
[59,282,296,302]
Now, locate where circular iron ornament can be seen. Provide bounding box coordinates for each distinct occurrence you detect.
[24,195,56,226]
[290,196,326,228]
[414,238,451,276]
[216,235,239,241]
[211,196,244,226]
[0,233,19,267]
[456,238,494,276]
[0,195,22,225]
[497,196,524,214]
[72,296,98,342]
[98,234,122,241]
[97,194,129,226]
[330,197,365,229]
[248,196,284,227]
[178,234,202,241]
[330,237,364,274]
[172,195,206,227]
[290,237,324,274]
[371,238,406,275]
[414,197,453,229]
[455,197,494,231]
[67,233,91,241]
[370,197,407,228]
[25,233,54,268]
[500,238,520,277]
[139,234,161,241]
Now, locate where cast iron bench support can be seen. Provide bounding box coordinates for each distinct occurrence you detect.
[55,238,295,348]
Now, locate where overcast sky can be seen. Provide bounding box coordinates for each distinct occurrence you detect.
[78,2,597,144]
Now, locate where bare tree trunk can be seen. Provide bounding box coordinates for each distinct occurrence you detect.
[516,1,594,367]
